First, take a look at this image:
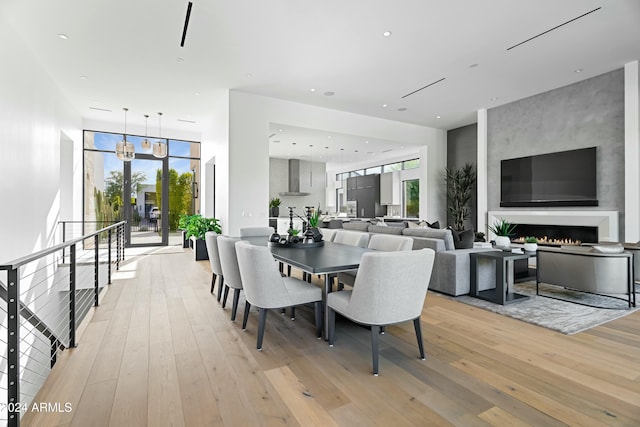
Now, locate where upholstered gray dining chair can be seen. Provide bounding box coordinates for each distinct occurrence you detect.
[239,227,275,238]
[205,231,224,300]
[320,228,338,242]
[217,236,246,321]
[338,234,414,288]
[235,241,323,350]
[328,248,436,375]
[333,230,369,248]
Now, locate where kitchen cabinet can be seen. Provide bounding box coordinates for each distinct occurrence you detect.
[346,174,384,218]
[380,171,400,205]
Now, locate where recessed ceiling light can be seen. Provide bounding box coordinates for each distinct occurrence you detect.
[574,68,584,73]
[245,73,253,78]
[176,57,184,63]
[327,136,332,139]
[310,88,316,92]
[177,119,197,123]
[80,76,88,80]
[324,91,335,96]
[436,116,441,119]
[490,96,499,101]
[365,141,369,144]
[58,33,69,40]
[382,104,388,108]
[89,107,112,112]
[194,92,200,96]
[383,31,392,37]
[397,107,407,111]
[278,128,284,132]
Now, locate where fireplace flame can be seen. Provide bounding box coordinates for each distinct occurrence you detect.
[512,236,582,246]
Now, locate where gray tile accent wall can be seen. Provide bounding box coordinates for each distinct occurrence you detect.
[487,69,625,241]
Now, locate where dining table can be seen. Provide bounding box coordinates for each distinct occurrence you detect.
[242,236,371,339]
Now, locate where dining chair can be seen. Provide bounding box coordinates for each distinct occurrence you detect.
[320,228,338,242]
[217,236,245,321]
[333,230,369,248]
[205,231,224,301]
[235,241,323,350]
[327,248,436,375]
[239,227,275,238]
[338,234,414,288]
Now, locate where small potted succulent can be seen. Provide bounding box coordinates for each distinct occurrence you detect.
[488,218,516,248]
[287,228,301,243]
[523,236,538,252]
[269,197,281,217]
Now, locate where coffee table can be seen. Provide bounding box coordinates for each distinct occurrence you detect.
[469,251,532,305]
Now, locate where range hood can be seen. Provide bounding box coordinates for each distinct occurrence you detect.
[279,159,310,196]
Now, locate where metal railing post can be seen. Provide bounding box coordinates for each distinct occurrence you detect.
[69,244,76,348]
[50,337,58,368]
[108,229,112,284]
[7,267,21,427]
[94,234,99,306]
[62,221,66,262]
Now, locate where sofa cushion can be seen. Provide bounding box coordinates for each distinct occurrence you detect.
[368,224,404,235]
[591,243,624,254]
[342,222,370,232]
[450,228,474,249]
[407,220,440,229]
[403,228,455,251]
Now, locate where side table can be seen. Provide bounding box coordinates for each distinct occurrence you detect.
[470,251,532,305]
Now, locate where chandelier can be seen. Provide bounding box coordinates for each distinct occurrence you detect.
[153,112,168,158]
[115,107,135,161]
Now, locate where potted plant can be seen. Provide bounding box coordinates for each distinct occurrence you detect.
[269,197,281,217]
[523,236,538,252]
[488,218,517,248]
[178,214,200,248]
[444,163,476,249]
[287,228,301,243]
[186,216,222,260]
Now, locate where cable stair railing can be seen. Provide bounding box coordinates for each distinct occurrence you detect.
[0,221,125,426]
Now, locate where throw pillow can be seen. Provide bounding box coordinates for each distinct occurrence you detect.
[590,243,624,254]
[427,221,440,229]
[407,221,419,228]
[449,228,474,249]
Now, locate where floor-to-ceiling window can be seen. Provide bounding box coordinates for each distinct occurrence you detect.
[83,131,200,247]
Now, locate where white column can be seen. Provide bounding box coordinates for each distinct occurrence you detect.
[477,109,488,234]
[625,61,640,242]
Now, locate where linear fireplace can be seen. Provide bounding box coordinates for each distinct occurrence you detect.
[511,224,598,246]
[487,211,619,243]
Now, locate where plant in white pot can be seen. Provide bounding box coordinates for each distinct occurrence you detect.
[523,236,538,252]
[488,218,516,248]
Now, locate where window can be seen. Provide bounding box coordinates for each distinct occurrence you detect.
[403,179,419,218]
[365,166,382,175]
[383,162,402,173]
[403,159,420,170]
[350,169,364,177]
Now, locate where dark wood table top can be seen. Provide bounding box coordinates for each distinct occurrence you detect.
[242,236,370,274]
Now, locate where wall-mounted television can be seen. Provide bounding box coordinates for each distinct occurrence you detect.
[500,147,598,207]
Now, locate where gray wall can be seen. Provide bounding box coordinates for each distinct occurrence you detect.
[487,69,625,240]
[447,123,478,230]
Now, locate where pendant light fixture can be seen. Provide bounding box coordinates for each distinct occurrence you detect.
[141,114,151,150]
[309,144,313,187]
[115,107,135,161]
[153,112,167,158]
[324,146,329,187]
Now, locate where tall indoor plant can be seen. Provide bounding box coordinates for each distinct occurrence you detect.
[445,163,476,248]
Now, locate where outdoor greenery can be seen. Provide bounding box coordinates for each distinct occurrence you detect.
[185,216,221,240]
[445,163,475,231]
[104,170,146,214]
[405,180,420,218]
[156,168,194,231]
[488,218,517,237]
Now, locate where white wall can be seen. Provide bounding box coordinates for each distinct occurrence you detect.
[0,21,83,265]
[625,61,640,242]
[225,91,446,236]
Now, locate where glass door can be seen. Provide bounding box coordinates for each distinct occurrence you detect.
[124,155,167,246]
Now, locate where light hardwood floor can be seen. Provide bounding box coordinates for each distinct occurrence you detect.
[22,247,640,426]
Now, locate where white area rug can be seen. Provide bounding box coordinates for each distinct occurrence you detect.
[451,281,639,335]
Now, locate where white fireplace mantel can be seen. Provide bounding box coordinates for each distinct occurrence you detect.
[487,211,619,242]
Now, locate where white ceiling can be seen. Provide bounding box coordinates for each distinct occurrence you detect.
[2,0,639,161]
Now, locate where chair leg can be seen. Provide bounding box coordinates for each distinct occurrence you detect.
[210,273,217,293]
[217,276,224,302]
[314,301,323,338]
[328,308,336,346]
[222,285,230,308]
[371,325,380,376]
[257,308,268,350]
[287,265,291,276]
[231,289,240,321]
[380,326,385,334]
[413,318,425,360]
[290,306,296,320]
[303,272,307,281]
[242,302,251,330]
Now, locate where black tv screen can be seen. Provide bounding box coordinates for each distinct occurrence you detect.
[500,147,597,207]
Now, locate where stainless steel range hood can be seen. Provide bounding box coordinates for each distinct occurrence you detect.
[278,159,310,196]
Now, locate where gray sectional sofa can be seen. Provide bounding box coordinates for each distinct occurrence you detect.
[342,222,496,296]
